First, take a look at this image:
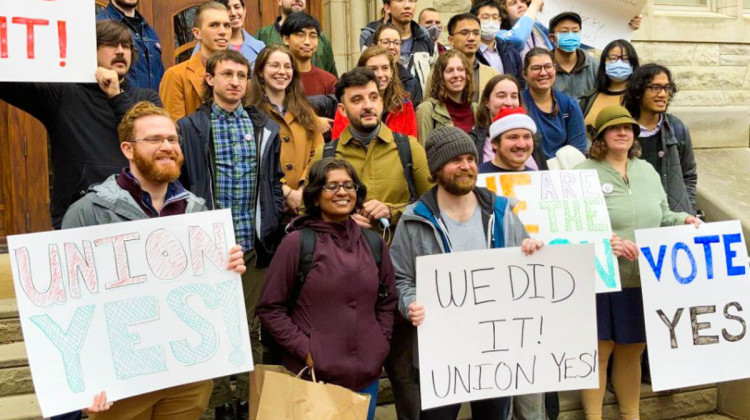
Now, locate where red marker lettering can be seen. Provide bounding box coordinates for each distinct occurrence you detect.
[0,17,7,59]
[57,20,66,67]
[11,17,49,59]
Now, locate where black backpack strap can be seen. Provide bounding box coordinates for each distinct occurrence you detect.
[361,229,391,300]
[322,140,339,159]
[393,133,418,202]
[286,227,316,314]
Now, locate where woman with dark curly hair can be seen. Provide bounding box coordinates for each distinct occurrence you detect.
[416,50,477,144]
[574,106,700,420]
[257,158,397,420]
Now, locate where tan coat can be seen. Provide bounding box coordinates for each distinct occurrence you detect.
[270,109,324,189]
[160,53,205,122]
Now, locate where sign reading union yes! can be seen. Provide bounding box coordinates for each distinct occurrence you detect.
[636,221,750,391]
[0,0,97,82]
[416,245,598,410]
[7,209,253,417]
[477,170,620,293]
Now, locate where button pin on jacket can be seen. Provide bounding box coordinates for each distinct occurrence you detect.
[602,183,614,194]
[658,151,665,158]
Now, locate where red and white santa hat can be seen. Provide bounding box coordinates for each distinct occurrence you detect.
[489,107,537,141]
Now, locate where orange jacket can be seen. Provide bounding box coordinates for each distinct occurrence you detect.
[159,53,205,121]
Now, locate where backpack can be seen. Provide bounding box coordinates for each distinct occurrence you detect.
[260,227,388,363]
[322,132,419,202]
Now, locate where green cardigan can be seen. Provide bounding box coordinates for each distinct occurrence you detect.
[575,158,690,288]
[256,23,338,77]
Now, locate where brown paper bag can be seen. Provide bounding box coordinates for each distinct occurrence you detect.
[254,366,370,420]
[249,364,291,420]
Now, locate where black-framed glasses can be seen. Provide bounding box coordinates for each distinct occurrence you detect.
[322,182,359,193]
[378,39,402,47]
[605,54,630,62]
[127,135,183,146]
[645,84,676,94]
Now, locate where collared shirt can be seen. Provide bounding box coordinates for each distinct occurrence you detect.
[639,113,665,137]
[479,42,504,74]
[211,103,257,251]
[115,169,189,217]
[267,96,286,116]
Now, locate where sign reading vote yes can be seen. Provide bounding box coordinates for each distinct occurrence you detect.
[417,245,598,410]
[477,170,620,293]
[539,0,647,50]
[636,221,750,391]
[0,0,97,82]
[8,210,252,417]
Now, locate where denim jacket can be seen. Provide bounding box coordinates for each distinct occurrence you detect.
[97,3,165,91]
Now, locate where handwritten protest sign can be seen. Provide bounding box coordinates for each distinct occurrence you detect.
[0,0,96,82]
[636,221,750,391]
[538,0,647,50]
[477,170,620,293]
[7,209,252,417]
[416,244,598,410]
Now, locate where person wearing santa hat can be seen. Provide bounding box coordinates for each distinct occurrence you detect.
[478,106,539,173]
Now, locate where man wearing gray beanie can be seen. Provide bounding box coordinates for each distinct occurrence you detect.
[389,125,544,420]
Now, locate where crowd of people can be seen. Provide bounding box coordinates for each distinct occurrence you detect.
[0,0,701,420]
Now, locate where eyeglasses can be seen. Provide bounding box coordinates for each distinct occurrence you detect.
[378,39,402,47]
[605,54,630,63]
[127,135,183,146]
[322,182,359,193]
[453,29,481,37]
[216,71,248,81]
[645,83,676,94]
[529,63,555,74]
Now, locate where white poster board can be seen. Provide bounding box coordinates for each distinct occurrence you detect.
[538,0,647,50]
[0,0,97,82]
[477,170,620,293]
[7,209,253,417]
[416,244,598,410]
[636,221,750,391]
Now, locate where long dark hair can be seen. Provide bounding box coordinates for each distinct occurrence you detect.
[249,45,320,137]
[303,159,367,219]
[622,63,678,120]
[475,74,523,129]
[595,39,640,93]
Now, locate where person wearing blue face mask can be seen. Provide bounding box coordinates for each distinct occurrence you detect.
[549,12,598,99]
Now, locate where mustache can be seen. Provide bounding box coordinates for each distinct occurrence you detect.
[110,55,128,66]
[360,110,378,118]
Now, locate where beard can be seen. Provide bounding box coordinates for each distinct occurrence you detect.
[133,148,184,183]
[437,168,476,196]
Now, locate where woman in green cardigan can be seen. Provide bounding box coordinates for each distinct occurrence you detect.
[575,105,700,420]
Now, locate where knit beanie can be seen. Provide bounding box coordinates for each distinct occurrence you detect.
[425,126,478,174]
[489,107,537,141]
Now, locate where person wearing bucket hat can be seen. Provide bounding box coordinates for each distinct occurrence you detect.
[390,125,543,420]
[574,105,700,420]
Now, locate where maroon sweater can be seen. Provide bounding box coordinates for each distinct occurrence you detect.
[257,215,396,390]
[445,97,475,133]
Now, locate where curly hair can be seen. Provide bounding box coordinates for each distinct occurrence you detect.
[426,50,475,104]
[249,45,320,138]
[589,132,642,160]
[358,46,407,113]
[622,63,678,120]
[302,158,367,219]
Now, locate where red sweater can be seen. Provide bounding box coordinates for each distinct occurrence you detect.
[331,100,417,140]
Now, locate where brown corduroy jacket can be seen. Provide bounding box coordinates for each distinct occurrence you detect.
[160,53,205,122]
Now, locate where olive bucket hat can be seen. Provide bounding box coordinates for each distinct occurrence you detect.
[594,105,641,139]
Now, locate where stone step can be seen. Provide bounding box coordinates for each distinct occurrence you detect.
[0,299,22,345]
[375,383,719,420]
[0,342,32,398]
[0,393,41,420]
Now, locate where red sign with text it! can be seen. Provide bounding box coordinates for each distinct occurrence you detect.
[1,0,96,82]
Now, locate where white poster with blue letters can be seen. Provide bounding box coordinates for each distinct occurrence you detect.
[636,221,750,391]
[7,209,252,417]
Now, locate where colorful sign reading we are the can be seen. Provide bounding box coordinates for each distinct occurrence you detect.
[7,210,253,417]
[636,221,750,391]
[477,170,620,293]
[416,244,599,410]
[0,0,96,82]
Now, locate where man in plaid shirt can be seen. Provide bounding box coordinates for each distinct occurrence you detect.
[178,50,284,420]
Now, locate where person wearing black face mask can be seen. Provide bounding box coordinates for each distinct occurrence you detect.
[578,39,640,142]
[549,12,598,99]
[419,7,448,56]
